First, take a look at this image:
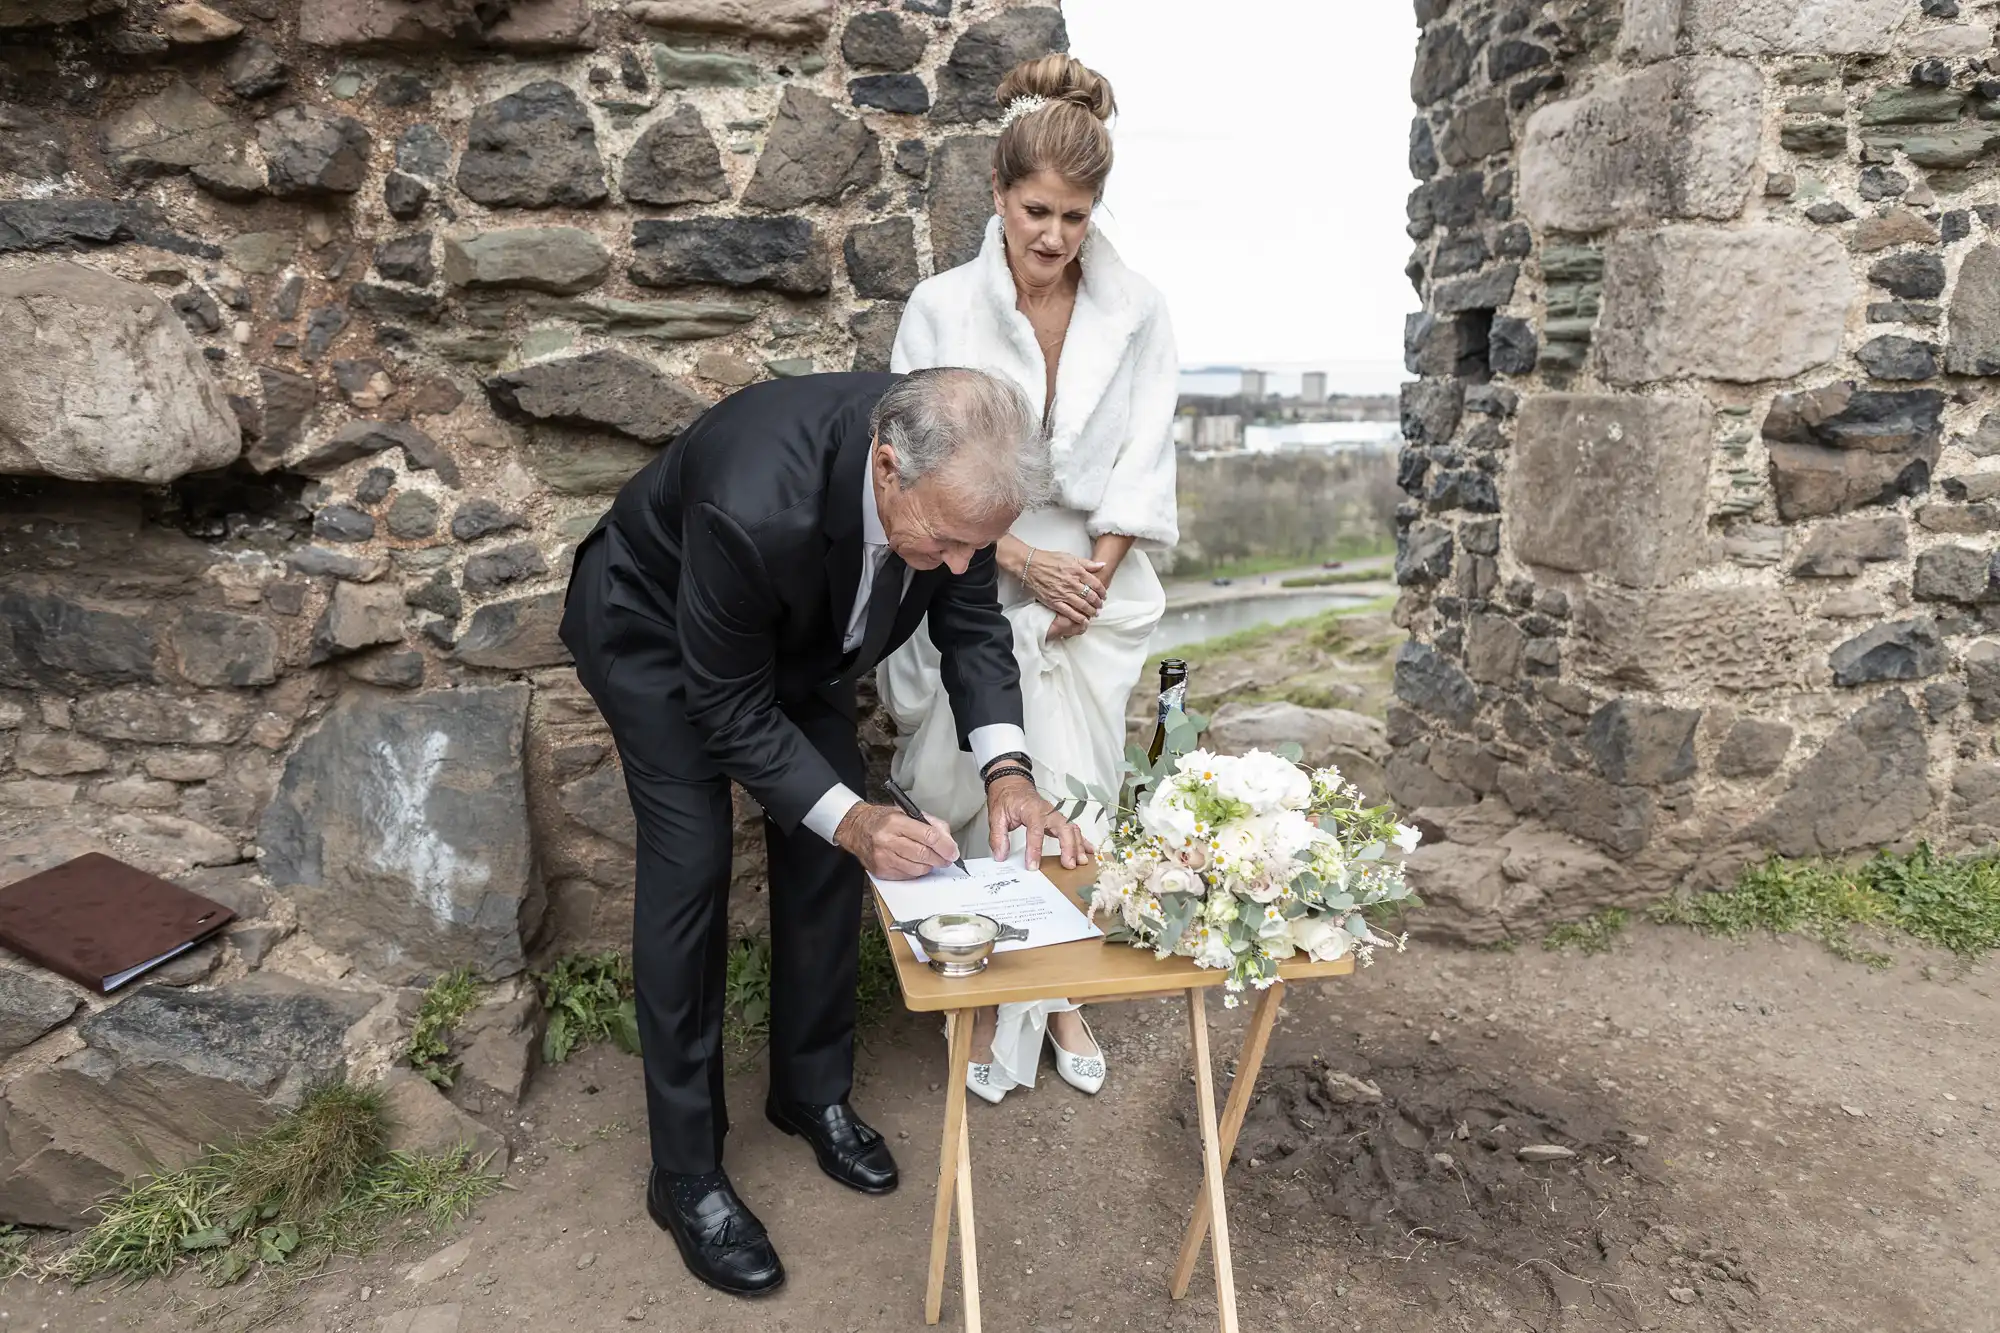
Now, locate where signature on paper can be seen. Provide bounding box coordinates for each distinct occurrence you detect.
[983,878,1020,895]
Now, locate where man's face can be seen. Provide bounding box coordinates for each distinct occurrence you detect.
[872,442,1017,574]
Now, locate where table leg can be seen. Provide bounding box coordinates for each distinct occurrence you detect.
[1184,988,1241,1333]
[1171,981,1284,1301]
[926,1009,974,1325]
[955,1101,981,1333]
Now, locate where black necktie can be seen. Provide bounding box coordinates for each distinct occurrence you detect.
[854,550,906,671]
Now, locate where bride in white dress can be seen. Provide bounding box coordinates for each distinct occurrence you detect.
[880,54,1179,1103]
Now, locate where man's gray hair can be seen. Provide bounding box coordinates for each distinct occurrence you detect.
[870,367,1056,515]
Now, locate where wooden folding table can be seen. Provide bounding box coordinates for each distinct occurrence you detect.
[871,864,1355,1332]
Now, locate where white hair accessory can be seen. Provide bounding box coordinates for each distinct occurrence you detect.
[998,94,1047,129]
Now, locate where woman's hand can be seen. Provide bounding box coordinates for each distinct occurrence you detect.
[1017,547,1107,627]
[1045,616,1087,644]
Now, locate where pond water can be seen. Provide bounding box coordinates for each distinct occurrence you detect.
[1146,592,1373,654]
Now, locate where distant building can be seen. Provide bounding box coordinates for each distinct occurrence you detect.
[1238,369,1267,399]
[1172,415,1195,446]
[1194,415,1243,450]
[1300,371,1327,405]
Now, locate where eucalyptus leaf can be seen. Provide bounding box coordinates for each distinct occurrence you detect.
[1275,741,1304,763]
[1066,774,1089,800]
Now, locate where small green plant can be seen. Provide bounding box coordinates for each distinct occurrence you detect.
[406,968,480,1088]
[1653,844,2000,969]
[53,1083,498,1287]
[724,936,773,1045]
[535,951,641,1065]
[1543,908,1631,955]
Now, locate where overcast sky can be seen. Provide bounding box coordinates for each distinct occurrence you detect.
[1062,0,1419,393]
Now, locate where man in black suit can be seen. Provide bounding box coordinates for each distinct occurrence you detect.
[561,368,1088,1297]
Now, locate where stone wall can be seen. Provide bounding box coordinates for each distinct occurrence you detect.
[1395,0,2000,941]
[0,0,1068,1224]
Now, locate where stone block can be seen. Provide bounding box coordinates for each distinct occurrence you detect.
[0,965,81,1057]
[618,105,727,206]
[1964,640,2000,722]
[624,0,832,42]
[927,135,999,272]
[1829,618,1945,686]
[1507,394,1714,588]
[457,82,606,210]
[1677,0,1907,55]
[1498,764,1655,858]
[845,218,919,302]
[1947,243,2000,378]
[301,0,593,49]
[1386,754,1475,810]
[382,1071,508,1170]
[850,304,901,374]
[260,686,540,981]
[260,106,372,198]
[844,10,925,69]
[453,591,571,669]
[442,228,611,296]
[1402,843,1509,943]
[1585,699,1700,785]
[1791,515,1908,577]
[1714,718,1791,778]
[1914,545,2000,603]
[74,689,254,746]
[931,8,1068,124]
[1763,383,1944,521]
[1205,701,1389,800]
[1399,378,1462,448]
[101,82,246,186]
[452,993,539,1114]
[1392,640,1476,728]
[1597,225,1851,385]
[1572,584,1799,694]
[310,581,406,663]
[0,976,373,1227]
[630,217,831,295]
[1395,522,1453,586]
[743,87,881,211]
[0,591,157,690]
[1521,57,1761,234]
[0,265,241,483]
[485,351,708,445]
[1465,612,1525,685]
[653,44,763,88]
[1756,692,1931,856]
[558,761,636,847]
[170,609,279,688]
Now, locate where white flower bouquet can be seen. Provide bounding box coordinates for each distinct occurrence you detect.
[1060,708,1420,1002]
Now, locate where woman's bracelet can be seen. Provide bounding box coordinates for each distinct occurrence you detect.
[1022,547,1037,579]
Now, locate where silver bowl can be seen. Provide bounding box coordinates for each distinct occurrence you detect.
[887,912,1028,977]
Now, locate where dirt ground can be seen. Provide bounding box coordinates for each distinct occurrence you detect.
[6,921,1995,1333]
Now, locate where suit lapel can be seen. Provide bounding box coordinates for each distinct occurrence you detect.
[824,421,871,648]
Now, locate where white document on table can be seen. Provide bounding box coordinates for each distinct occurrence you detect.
[872,855,1102,962]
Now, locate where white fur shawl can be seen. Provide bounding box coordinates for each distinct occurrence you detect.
[891,216,1180,549]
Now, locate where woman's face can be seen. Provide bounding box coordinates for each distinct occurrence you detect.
[993,170,1094,286]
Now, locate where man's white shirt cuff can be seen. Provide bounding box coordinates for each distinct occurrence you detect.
[802,783,863,845]
[805,726,1027,847]
[969,724,1029,772]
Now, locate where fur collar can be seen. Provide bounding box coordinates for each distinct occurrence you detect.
[969,215,1149,458]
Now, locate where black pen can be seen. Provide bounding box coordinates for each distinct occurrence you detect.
[882,776,969,877]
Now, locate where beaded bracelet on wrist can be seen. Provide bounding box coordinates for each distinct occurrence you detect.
[982,764,1034,788]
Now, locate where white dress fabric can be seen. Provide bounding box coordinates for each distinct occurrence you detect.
[881,215,1179,1092]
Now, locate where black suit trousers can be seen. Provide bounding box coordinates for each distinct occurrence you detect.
[565,534,865,1175]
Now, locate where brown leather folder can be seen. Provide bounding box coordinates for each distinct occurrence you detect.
[0,853,236,993]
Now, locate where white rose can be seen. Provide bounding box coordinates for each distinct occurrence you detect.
[1191,925,1235,971]
[1149,863,1200,899]
[1288,914,1355,963]
[1257,811,1323,864]
[1236,872,1286,904]
[1140,783,1199,846]
[1215,750,1312,813]
[1217,821,1264,867]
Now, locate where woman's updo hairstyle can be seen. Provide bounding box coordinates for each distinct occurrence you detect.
[993,55,1117,198]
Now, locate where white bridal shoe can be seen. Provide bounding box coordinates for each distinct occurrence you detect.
[965,1060,1009,1104]
[1048,1017,1106,1095]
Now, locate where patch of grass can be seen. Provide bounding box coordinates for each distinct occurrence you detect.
[1177,538,1395,580]
[534,951,641,1066]
[722,923,903,1064]
[405,968,480,1088]
[1543,908,1630,955]
[52,1084,498,1288]
[1280,568,1390,588]
[1652,844,2000,968]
